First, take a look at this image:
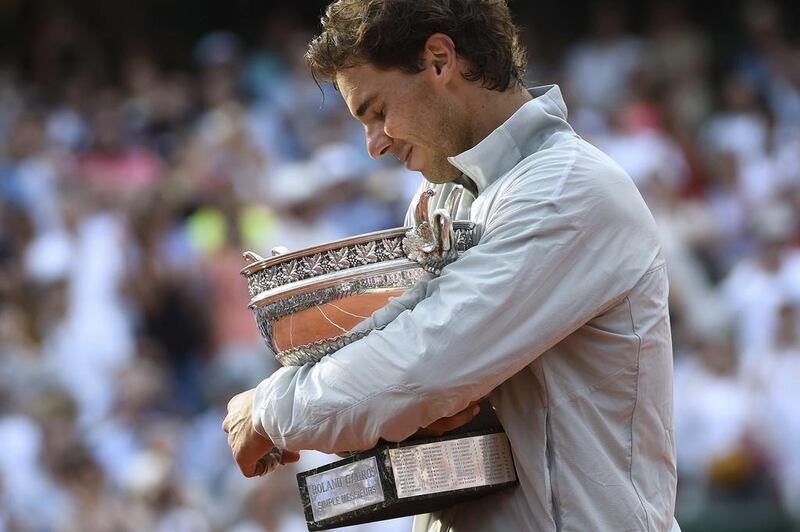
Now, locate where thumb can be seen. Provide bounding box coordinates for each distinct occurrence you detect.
[281,450,301,464]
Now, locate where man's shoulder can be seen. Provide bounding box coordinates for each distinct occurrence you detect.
[499,134,635,201]
[490,134,658,236]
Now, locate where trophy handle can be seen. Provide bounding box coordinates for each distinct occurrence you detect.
[444,184,463,219]
[242,251,265,263]
[413,189,435,226]
[242,247,290,264]
[403,189,459,274]
[432,209,453,253]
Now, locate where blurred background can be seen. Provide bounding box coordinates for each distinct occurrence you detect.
[0,0,798,530]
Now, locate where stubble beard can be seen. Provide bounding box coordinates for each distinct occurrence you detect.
[420,99,472,185]
[423,157,462,184]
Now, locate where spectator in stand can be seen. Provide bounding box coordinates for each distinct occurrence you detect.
[673,338,755,507]
[562,1,646,129]
[701,71,780,209]
[721,204,800,356]
[748,303,800,520]
[737,1,800,136]
[644,1,712,135]
[79,92,162,195]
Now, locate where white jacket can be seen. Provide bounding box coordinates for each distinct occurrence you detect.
[253,85,680,531]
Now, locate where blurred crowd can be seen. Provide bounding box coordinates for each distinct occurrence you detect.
[0,1,798,531]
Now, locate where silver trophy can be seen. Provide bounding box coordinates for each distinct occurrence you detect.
[241,189,517,531]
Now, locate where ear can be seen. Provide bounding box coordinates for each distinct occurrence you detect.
[421,33,458,84]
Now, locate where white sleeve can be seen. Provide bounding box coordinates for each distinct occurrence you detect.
[253,160,661,453]
[348,272,434,335]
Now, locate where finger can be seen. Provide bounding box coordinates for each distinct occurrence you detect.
[281,450,301,464]
[240,454,269,478]
[424,405,481,435]
[239,459,257,478]
[255,453,282,477]
[443,404,481,426]
[222,417,229,433]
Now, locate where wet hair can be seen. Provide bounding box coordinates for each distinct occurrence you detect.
[306,0,527,92]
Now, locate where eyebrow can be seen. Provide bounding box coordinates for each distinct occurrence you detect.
[355,94,377,118]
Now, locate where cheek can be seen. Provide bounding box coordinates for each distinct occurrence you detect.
[383,105,411,140]
[384,84,429,141]
[388,111,438,150]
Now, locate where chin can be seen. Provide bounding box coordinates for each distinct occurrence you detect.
[423,176,458,185]
[422,166,461,185]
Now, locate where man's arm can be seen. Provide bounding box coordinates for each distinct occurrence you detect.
[253,159,661,454]
[222,389,300,477]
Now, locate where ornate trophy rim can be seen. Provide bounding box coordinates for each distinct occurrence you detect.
[248,258,417,309]
[240,226,410,276]
[241,221,476,303]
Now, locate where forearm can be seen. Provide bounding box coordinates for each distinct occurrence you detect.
[252,343,427,453]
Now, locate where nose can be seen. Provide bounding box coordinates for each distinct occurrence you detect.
[366,126,392,159]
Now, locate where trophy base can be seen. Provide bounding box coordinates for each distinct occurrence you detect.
[297,430,517,531]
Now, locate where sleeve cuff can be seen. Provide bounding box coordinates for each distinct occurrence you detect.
[251,378,288,449]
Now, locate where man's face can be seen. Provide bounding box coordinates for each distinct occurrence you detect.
[336,63,470,184]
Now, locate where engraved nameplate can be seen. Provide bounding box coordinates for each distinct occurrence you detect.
[388,432,516,498]
[306,456,385,522]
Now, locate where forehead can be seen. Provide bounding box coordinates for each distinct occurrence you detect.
[336,64,402,114]
[336,65,377,104]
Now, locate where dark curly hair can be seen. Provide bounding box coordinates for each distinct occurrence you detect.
[306,0,527,92]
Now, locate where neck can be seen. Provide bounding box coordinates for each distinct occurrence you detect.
[466,84,532,147]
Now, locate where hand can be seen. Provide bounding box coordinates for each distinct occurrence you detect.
[222,388,300,477]
[414,400,482,438]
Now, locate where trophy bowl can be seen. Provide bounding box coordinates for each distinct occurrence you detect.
[240,221,476,367]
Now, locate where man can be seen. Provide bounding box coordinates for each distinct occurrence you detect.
[223,1,680,530]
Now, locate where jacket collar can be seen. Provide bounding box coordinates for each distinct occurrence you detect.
[447,84,573,195]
